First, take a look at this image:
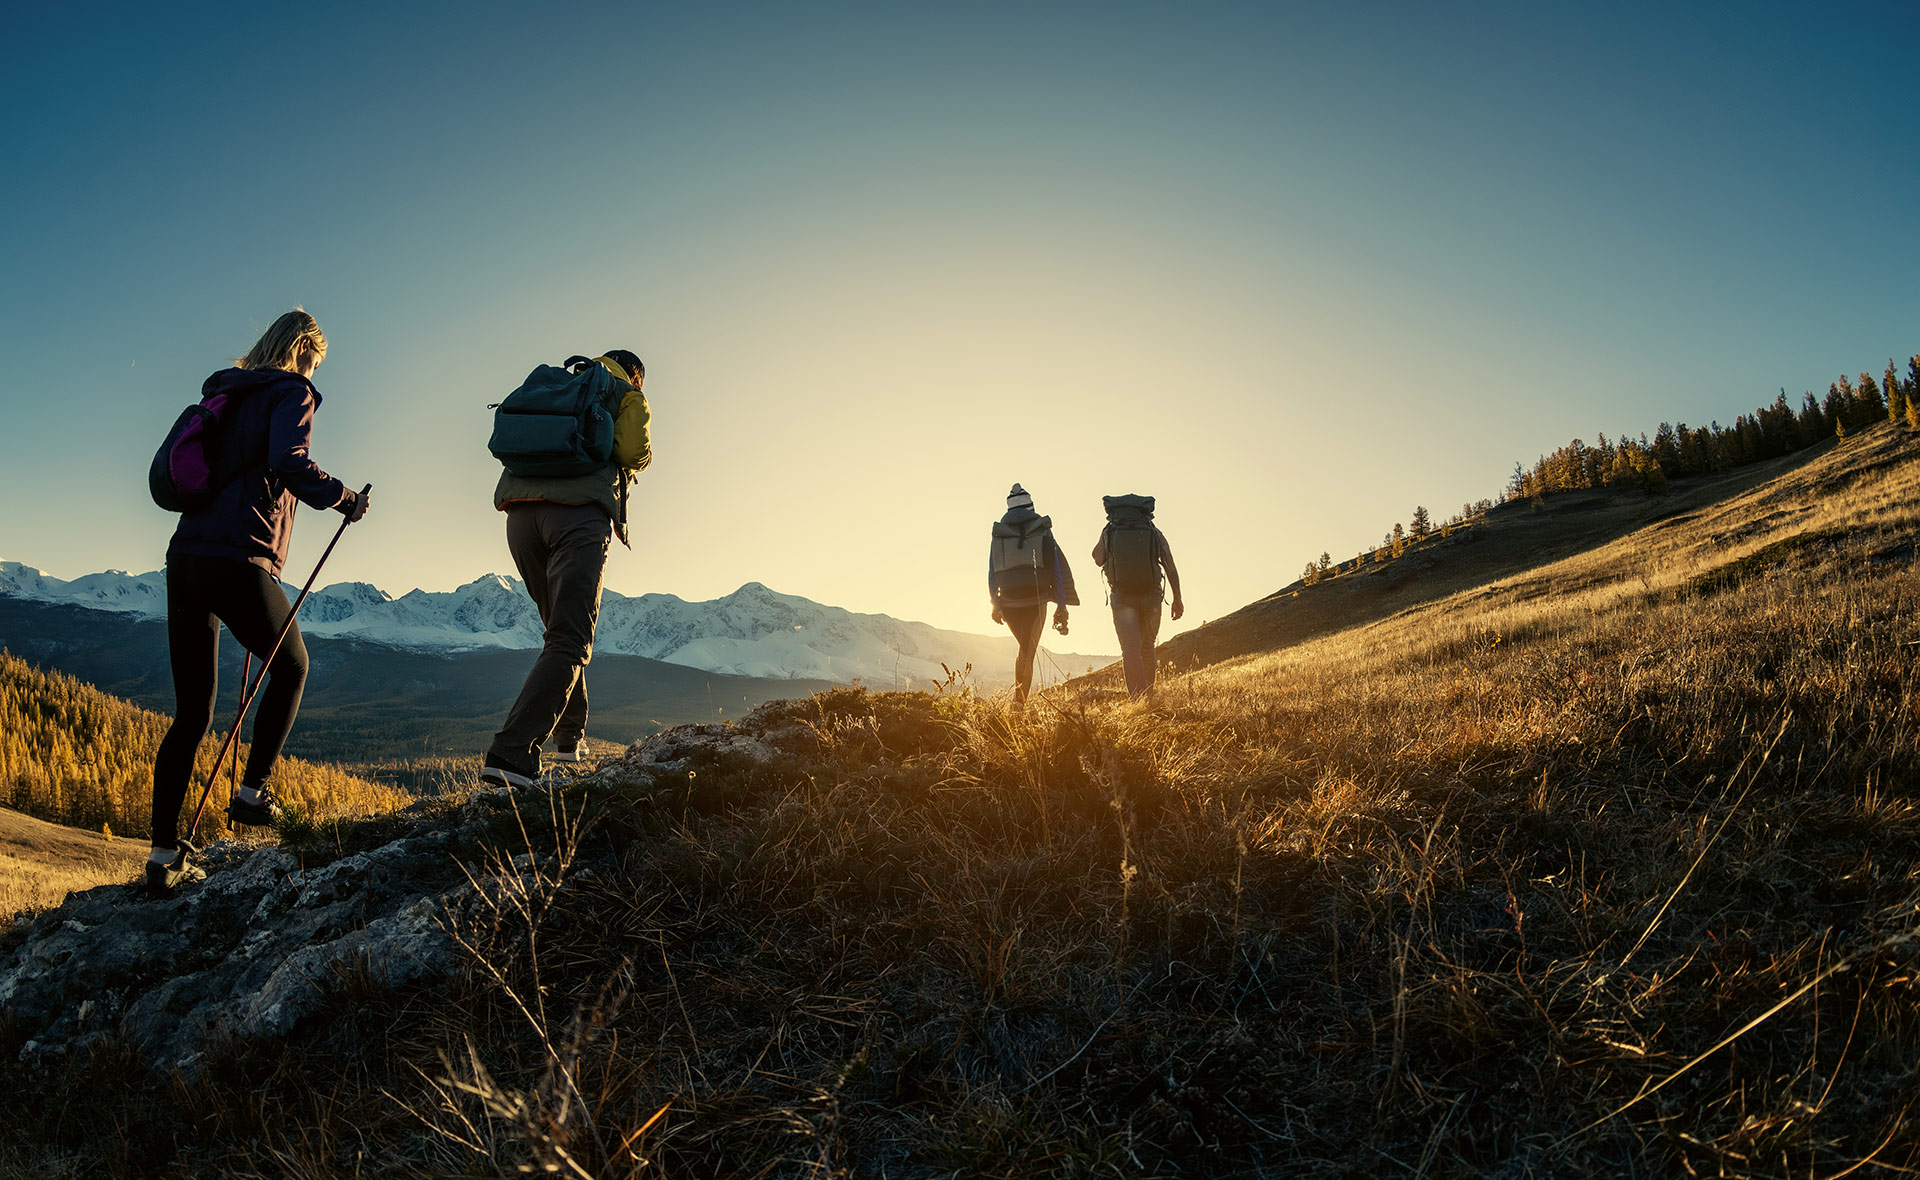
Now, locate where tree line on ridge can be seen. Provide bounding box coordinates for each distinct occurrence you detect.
[1302,353,1920,586]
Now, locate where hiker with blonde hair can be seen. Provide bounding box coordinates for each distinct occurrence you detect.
[147,309,370,896]
[988,483,1078,706]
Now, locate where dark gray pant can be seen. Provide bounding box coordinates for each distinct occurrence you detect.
[1110,590,1163,698]
[490,503,611,767]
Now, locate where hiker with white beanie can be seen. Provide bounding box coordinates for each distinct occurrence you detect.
[987,484,1079,706]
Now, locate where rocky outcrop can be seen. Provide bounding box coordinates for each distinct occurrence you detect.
[0,825,467,1069]
[0,704,818,1070]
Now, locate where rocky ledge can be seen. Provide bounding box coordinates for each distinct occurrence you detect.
[0,703,821,1070]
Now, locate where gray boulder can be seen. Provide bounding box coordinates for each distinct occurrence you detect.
[1,828,468,1069]
[1,706,818,1069]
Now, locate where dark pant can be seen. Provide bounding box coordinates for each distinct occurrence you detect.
[1001,603,1047,704]
[1110,591,1163,698]
[490,503,611,768]
[152,554,310,848]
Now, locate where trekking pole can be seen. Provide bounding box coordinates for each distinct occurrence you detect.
[183,484,371,845]
[231,653,251,803]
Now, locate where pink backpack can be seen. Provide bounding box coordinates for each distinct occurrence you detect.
[148,390,246,512]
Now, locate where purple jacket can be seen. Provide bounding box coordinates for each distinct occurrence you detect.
[168,368,349,576]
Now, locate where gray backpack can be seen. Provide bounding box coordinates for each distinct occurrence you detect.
[990,517,1056,604]
[1102,494,1161,595]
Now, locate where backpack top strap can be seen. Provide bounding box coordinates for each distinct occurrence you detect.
[563,355,594,372]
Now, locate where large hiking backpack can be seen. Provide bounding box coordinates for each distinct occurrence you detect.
[1102,494,1161,595]
[990,516,1056,604]
[149,388,251,513]
[487,356,622,478]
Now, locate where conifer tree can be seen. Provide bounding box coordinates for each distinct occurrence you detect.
[1762,392,1797,453]
[1672,427,1695,474]
[1606,446,1636,487]
[1797,392,1826,442]
[1823,382,1849,432]
[1391,523,1406,557]
[1632,448,1668,492]
[1410,506,1432,539]
[1858,374,1885,423]
[1706,425,1732,471]
[1887,360,1907,426]
[1652,423,1681,470]
[1317,552,1332,578]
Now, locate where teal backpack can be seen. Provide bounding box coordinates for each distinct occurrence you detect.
[487,356,622,478]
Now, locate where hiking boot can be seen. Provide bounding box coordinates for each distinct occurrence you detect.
[227,784,284,828]
[549,736,588,764]
[480,752,538,791]
[145,846,205,899]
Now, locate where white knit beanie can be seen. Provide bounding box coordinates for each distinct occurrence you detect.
[1006,484,1034,511]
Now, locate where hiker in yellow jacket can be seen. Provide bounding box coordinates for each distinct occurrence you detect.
[483,351,650,789]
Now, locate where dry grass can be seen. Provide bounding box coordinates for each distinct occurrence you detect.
[0,856,140,929]
[4,423,1918,1178]
[0,807,145,921]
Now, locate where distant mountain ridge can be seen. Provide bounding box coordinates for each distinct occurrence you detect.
[0,562,1112,689]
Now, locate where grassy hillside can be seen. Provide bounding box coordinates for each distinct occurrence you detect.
[0,804,147,918]
[0,601,838,762]
[1155,434,1846,675]
[0,651,410,845]
[5,422,1916,1177]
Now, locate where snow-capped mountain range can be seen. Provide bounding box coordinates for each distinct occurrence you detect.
[0,561,1114,689]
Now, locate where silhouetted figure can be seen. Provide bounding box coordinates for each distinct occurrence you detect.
[150,310,370,896]
[988,484,1078,706]
[1092,494,1183,698]
[482,351,651,789]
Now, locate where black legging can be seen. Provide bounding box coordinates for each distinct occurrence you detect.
[150,554,309,848]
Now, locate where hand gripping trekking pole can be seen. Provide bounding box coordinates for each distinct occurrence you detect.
[183,484,372,845]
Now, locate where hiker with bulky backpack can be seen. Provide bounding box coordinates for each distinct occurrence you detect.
[1092,494,1183,699]
[988,483,1079,706]
[144,309,371,897]
[480,351,651,790]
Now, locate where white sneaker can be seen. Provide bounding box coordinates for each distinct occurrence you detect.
[549,738,588,763]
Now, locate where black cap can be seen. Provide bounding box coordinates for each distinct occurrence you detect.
[603,349,644,382]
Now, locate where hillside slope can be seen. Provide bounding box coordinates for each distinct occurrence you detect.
[0,804,146,918]
[1157,434,1848,673]
[0,651,407,843]
[4,423,1916,1176]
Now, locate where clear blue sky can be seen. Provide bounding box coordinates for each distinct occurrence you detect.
[2,2,1914,637]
